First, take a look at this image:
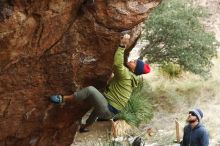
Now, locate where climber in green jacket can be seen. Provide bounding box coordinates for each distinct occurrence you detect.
[49,33,151,132]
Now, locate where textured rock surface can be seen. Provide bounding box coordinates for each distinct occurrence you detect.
[0,0,160,145]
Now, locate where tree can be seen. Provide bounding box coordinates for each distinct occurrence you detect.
[140,0,219,76]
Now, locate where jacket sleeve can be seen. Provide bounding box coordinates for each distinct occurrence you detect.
[200,129,209,146]
[113,47,130,79]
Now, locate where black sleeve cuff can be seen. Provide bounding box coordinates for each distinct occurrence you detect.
[119,44,125,48]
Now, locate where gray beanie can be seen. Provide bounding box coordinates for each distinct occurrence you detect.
[189,108,203,122]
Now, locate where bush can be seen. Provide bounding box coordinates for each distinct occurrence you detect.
[141,0,219,76]
[116,81,153,127]
[159,63,183,78]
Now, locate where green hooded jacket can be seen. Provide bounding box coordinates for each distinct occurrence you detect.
[103,47,141,111]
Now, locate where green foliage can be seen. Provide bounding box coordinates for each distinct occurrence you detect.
[159,63,183,78]
[141,0,219,76]
[116,81,153,127]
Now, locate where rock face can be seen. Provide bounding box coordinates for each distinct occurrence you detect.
[0,0,160,145]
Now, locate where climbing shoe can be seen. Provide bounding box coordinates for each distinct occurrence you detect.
[49,95,64,104]
[79,127,90,133]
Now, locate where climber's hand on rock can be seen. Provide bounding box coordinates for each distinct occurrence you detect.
[120,34,130,48]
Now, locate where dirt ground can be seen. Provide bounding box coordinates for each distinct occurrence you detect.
[72,121,112,146]
[195,0,220,42]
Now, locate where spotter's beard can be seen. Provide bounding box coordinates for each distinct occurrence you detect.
[187,118,197,124]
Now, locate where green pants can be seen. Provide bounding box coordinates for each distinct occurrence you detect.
[73,86,114,125]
